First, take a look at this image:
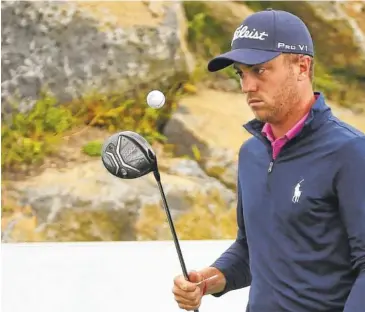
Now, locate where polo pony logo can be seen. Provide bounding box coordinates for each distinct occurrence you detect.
[231,25,269,46]
[292,179,304,203]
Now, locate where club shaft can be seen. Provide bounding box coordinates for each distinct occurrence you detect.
[155,178,199,312]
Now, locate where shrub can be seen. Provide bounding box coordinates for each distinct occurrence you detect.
[2,82,186,173]
[82,140,103,157]
[183,2,239,84]
[1,91,75,171]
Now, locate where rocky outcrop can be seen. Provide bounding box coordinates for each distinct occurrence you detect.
[3,157,236,242]
[1,1,195,116]
[334,2,365,56]
[308,1,365,61]
[163,89,255,189]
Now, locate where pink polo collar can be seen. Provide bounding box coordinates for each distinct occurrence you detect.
[262,112,309,142]
[262,112,309,159]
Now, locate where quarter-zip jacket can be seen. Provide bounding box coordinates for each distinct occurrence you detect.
[211,92,365,312]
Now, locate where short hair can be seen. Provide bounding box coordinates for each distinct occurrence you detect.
[283,53,314,82]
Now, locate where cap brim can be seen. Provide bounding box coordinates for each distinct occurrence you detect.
[207,49,281,72]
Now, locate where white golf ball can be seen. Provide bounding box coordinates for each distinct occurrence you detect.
[147,90,165,108]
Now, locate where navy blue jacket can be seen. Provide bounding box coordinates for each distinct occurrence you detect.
[211,92,365,312]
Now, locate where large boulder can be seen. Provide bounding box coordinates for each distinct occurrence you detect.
[4,157,236,242]
[164,88,255,189]
[307,1,365,68]
[1,1,195,115]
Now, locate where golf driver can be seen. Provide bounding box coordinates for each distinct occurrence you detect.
[101,130,200,312]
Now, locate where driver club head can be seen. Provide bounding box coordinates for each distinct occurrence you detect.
[101,131,157,179]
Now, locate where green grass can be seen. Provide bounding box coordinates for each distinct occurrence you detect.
[1,91,76,170]
[183,1,240,84]
[82,140,103,157]
[1,83,186,173]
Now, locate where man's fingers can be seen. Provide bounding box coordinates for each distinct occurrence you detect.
[174,294,200,307]
[178,303,200,311]
[172,273,204,311]
[174,277,198,292]
[172,285,199,299]
[187,270,203,283]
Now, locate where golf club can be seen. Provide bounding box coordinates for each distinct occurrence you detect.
[101,130,200,312]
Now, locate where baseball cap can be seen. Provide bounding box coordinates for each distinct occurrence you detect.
[207,8,314,72]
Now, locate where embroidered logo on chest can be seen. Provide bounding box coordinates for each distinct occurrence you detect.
[292,179,304,203]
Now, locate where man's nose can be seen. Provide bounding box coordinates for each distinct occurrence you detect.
[240,75,258,93]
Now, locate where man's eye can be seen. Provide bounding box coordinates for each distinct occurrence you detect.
[254,67,266,75]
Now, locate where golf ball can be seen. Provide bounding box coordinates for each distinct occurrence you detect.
[147,90,165,108]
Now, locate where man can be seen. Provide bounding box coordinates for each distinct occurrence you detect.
[172,8,365,312]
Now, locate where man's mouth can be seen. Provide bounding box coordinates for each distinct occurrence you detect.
[248,98,264,106]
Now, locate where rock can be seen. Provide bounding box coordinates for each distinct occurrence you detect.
[165,158,207,178]
[184,1,254,36]
[1,1,195,116]
[206,78,240,93]
[336,2,365,57]
[204,148,238,190]
[8,157,236,241]
[308,1,365,58]
[163,88,254,188]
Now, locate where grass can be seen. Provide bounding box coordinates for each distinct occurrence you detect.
[183,2,240,84]
[82,140,103,157]
[1,82,186,173]
[1,91,76,171]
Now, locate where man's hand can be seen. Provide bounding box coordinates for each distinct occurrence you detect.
[172,271,205,311]
[172,267,226,310]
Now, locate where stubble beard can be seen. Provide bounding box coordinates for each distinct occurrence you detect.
[255,68,300,124]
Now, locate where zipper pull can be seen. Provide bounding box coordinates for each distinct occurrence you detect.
[268,161,274,173]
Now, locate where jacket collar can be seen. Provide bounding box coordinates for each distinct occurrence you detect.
[243,92,332,139]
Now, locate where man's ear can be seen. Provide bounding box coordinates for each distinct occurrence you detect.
[298,55,311,81]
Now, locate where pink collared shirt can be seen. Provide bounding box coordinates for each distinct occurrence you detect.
[262,112,309,159]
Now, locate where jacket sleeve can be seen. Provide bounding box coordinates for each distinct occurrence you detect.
[210,173,252,297]
[335,136,365,312]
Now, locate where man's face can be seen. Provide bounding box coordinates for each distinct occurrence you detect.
[234,54,301,124]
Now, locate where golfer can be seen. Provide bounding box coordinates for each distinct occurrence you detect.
[172,9,365,312]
